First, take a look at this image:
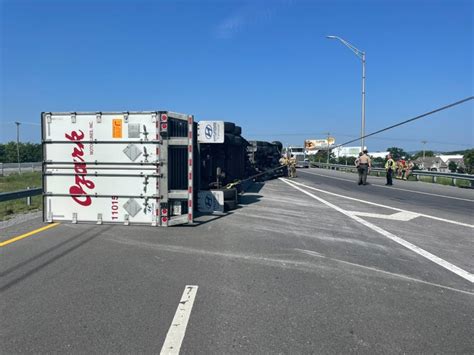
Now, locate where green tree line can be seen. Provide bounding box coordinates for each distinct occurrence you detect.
[0,142,42,163]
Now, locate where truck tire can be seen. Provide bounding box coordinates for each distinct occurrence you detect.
[272,141,283,153]
[234,126,242,136]
[224,122,236,133]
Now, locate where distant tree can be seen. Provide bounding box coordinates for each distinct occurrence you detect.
[444,150,470,155]
[345,156,357,166]
[371,157,385,168]
[448,161,457,173]
[411,150,435,160]
[0,142,42,163]
[337,156,357,166]
[309,150,335,164]
[0,144,5,163]
[463,149,474,174]
[386,147,410,160]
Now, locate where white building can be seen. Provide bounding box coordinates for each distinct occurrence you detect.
[369,151,390,159]
[332,146,364,158]
[437,154,463,163]
[332,146,388,159]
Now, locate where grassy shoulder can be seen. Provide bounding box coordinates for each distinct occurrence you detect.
[0,172,42,220]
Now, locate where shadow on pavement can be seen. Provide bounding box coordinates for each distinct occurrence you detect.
[0,225,113,293]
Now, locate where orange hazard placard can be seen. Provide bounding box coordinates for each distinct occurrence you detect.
[112,119,123,138]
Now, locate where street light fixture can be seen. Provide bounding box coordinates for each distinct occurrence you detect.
[326,35,366,152]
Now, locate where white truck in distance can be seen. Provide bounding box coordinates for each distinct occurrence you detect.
[287,146,309,168]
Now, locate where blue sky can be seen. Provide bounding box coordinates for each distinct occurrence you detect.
[1,0,472,152]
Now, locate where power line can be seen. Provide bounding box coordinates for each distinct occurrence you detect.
[332,96,473,150]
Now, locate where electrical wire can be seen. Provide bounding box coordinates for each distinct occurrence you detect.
[332,96,473,150]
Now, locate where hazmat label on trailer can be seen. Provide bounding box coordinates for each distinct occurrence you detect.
[113,119,123,138]
[197,121,224,143]
[198,190,224,213]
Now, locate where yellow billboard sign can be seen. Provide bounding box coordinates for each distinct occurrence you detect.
[304,138,336,154]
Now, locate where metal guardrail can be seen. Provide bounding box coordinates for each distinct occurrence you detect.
[310,162,474,187]
[0,188,42,203]
[0,162,42,176]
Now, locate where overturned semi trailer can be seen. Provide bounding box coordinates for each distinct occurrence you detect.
[42,111,283,226]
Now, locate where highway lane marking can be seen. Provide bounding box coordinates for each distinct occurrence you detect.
[347,211,420,221]
[281,178,474,283]
[160,285,199,354]
[285,178,474,229]
[295,249,474,296]
[0,223,60,247]
[300,169,474,203]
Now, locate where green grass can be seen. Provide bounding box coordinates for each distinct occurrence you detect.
[0,172,42,221]
[416,175,471,188]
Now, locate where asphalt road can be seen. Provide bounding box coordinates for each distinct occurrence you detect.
[1,168,473,354]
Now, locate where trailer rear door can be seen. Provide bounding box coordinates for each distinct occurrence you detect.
[42,111,194,226]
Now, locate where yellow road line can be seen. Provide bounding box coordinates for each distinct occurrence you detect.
[0,223,60,247]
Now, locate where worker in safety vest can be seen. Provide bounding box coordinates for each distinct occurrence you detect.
[385,154,395,186]
[289,154,297,178]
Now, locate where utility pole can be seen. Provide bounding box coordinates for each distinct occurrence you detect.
[15,121,21,174]
[421,140,427,159]
[326,132,331,167]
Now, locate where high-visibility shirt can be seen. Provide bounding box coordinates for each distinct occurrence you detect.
[385,158,395,170]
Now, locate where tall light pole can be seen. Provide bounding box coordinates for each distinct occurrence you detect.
[421,140,427,159]
[15,121,21,174]
[326,35,366,152]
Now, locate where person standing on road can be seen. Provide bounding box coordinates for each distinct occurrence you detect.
[279,154,289,177]
[385,154,395,186]
[289,154,297,178]
[357,149,371,185]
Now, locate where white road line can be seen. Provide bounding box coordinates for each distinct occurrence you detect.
[281,178,474,283]
[347,211,420,221]
[287,178,474,229]
[295,249,474,296]
[160,285,199,355]
[300,169,474,203]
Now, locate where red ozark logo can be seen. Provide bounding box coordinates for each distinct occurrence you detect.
[65,130,95,206]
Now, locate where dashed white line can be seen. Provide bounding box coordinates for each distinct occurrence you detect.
[160,285,199,355]
[287,178,474,229]
[281,178,474,283]
[300,169,474,203]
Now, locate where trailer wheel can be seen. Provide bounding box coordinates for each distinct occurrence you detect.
[224,122,236,133]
